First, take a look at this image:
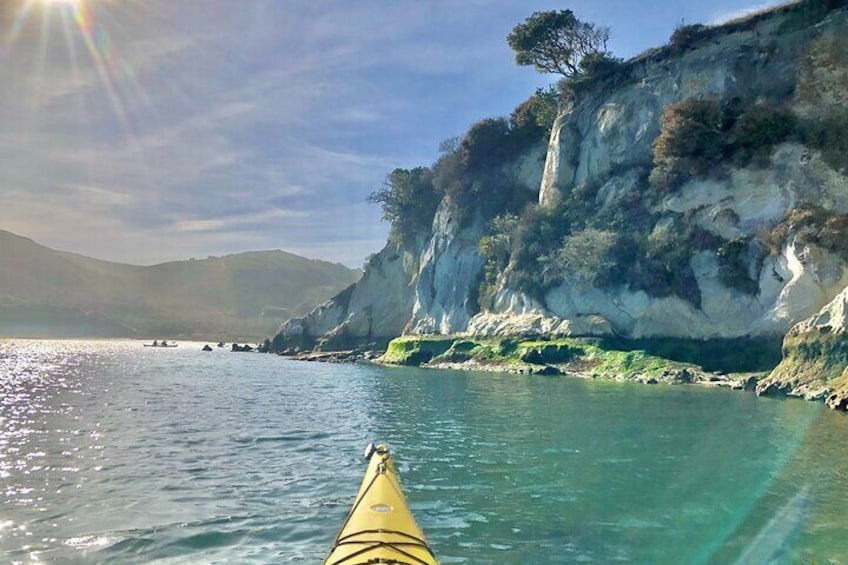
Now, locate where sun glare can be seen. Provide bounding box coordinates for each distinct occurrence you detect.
[3,0,150,137]
[39,0,83,6]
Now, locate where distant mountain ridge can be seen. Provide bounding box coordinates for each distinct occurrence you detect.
[0,230,360,339]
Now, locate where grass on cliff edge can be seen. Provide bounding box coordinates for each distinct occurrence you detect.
[380,335,728,381]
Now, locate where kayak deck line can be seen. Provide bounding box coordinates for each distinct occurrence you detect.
[324,443,438,565]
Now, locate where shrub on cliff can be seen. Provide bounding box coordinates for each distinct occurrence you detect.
[509,86,559,144]
[368,167,438,246]
[504,203,575,298]
[650,99,725,195]
[440,110,547,223]
[461,118,515,175]
[728,104,796,166]
[717,237,761,295]
[668,23,707,51]
[779,0,848,33]
[547,228,622,288]
[799,109,848,173]
[371,90,554,246]
[769,205,848,261]
[478,214,520,305]
[479,181,712,307]
[630,218,719,306]
[650,98,799,195]
[578,52,626,76]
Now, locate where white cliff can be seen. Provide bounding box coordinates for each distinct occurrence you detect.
[275,2,848,353]
[757,285,848,407]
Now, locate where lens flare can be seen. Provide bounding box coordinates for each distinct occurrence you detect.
[3,0,157,137]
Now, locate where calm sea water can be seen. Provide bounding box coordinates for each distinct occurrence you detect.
[1,340,846,564]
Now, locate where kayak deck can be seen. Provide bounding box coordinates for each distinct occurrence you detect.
[324,444,438,565]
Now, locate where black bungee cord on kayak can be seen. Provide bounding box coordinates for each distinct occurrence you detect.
[325,444,438,565]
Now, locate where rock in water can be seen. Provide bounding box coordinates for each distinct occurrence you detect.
[759,287,848,409]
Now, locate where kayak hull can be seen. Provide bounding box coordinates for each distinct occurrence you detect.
[324,444,438,565]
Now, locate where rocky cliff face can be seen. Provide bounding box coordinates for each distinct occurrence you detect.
[272,242,422,350]
[758,286,848,408]
[273,142,545,349]
[477,4,848,339]
[477,147,848,338]
[275,2,848,360]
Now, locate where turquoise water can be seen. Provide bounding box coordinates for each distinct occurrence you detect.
[1,340,846,564]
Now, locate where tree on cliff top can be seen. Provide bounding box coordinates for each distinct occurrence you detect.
[369,167,438,246]
[507,10,610,77]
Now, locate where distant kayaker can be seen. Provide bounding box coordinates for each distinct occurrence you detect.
[153,340,159,346]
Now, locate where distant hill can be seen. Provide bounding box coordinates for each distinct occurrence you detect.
[0,230,360,339]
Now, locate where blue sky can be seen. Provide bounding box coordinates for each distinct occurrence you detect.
[0,0,784,267]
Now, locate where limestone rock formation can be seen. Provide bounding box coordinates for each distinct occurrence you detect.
[758,286,848,409]
[275,2,848,370]
[273,243,422,350]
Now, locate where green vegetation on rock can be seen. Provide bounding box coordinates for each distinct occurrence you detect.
[599,336,783,373]
[800,108,848,173]
[759,328,848,410]
[763,332,848,393]
[768,205,848,261]
[478,174,717,306]
[369,167,439,246]
[649,98,797,197]
[381,335,729,384]
[369,87,556,240]
[381,336,456,366]
[506,10,611,78]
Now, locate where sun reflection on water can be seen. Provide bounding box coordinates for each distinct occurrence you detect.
[0,340,122,555]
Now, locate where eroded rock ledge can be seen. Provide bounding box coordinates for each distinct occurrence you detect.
[757,287,848,410]
[379,334,776,389]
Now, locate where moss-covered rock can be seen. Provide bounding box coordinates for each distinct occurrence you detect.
[517,341,578,364]
[436,339,479,362]
[825,368,848,410]
[759,332,848,401]
[383,334,710,384]
[758,286,848,409]
[380,336,456,365]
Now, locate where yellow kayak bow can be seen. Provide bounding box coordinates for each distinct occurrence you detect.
[324,443,438,565]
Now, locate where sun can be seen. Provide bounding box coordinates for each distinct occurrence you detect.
[4,0,146,136]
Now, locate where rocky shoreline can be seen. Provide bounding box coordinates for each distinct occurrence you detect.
[272,285,848,413]
[269,4,848,415]
[278,348,383,364]
[273,335,774,399]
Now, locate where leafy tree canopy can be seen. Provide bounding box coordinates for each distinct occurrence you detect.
[368,167,438,245]
[507,10,610,77]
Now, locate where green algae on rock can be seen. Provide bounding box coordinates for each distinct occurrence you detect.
[758,287,848,410]
[380,335,720,385]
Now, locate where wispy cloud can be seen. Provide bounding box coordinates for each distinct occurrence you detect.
[4,0,784,267]
[708,1,796,24]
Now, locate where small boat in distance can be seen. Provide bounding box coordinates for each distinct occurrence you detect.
[324,443,438,564]
[143,340,178,348]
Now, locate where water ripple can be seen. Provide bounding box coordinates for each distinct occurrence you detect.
[1,340,847,563]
